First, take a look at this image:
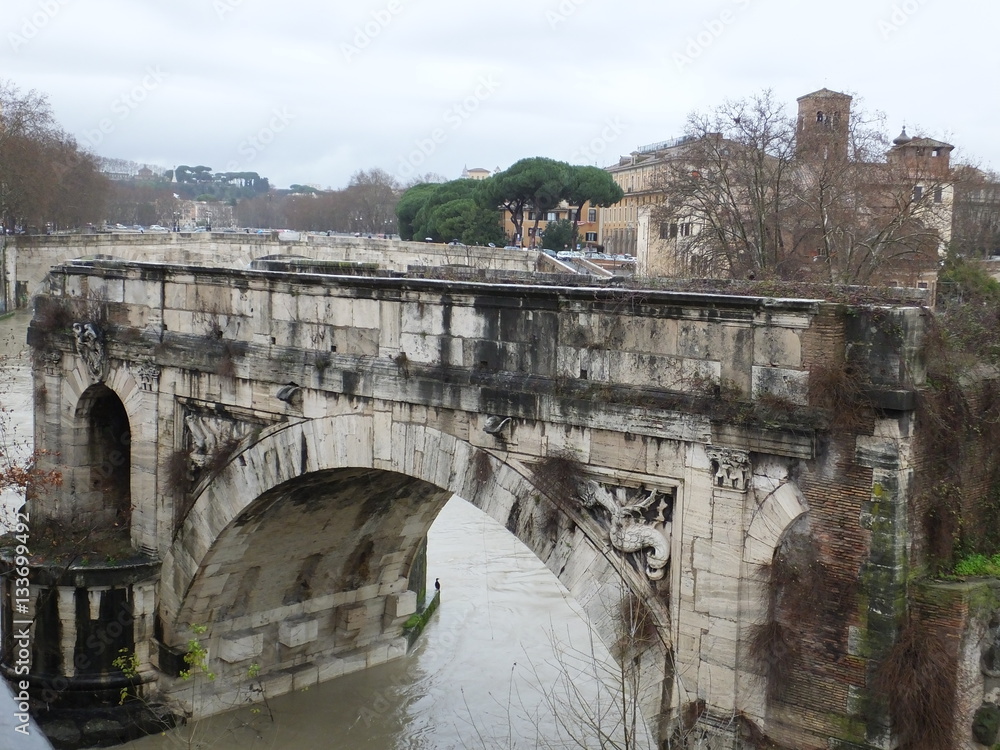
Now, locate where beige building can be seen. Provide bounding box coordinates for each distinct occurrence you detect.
[602,136,700,256]
[500,199,601,249]
[460,166,493,180]
[618,88,957,285]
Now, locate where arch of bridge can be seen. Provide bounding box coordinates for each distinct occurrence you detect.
[157,414,669,704]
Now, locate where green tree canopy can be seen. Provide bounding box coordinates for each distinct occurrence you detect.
[396,181,445,240]
[564,165,624,249]
[540,219,574,250]
[396,179,504,245]
[482,157,571,244]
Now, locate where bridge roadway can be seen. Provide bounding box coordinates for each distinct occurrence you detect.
[7,257,929,749]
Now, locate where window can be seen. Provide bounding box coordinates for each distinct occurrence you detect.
[680,223,693,237]
[916,147,925,157]
[816,111,825,123]
[931,148,941,157]
[547,212,558,222]
[659,223,671,239]
[527,211,536,221]
[587,208,597,222]
[913,186,923,200]
[585,232,597,242]
[934,187,943,203]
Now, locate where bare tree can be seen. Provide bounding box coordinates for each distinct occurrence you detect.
[650,90,797,278]
[648,89,955,283]
[0,80,108,232]
[951,165,1000,258]
[788,107,949,283]
[344,168,401,234]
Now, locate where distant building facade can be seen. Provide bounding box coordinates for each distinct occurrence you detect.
[460,166,492,181]
[617,88,958,288]
[500,200,601,249]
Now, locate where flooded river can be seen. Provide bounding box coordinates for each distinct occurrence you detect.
[0,310,644,749]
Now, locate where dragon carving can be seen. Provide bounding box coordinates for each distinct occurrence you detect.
[580,480,671,580]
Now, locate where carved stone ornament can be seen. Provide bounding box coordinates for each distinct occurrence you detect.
[73,321,108,382]
[707,446,751,492]
[183,412,253,474]
[579,480,672,580]
[133,361,161,392]
[41,349,62,376]
[483,415,511,435]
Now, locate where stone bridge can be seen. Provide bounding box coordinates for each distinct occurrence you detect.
[5,257,938,748]
[0,233,544,313]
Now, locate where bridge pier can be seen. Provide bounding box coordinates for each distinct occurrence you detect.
[0,557,164,747]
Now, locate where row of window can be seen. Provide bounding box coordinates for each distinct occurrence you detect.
[913,186,945,203]
[659,222,695,239]
[525,228,599,242]
[524,209,600,222]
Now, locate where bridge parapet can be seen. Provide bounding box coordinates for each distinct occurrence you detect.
[4,233,540,311]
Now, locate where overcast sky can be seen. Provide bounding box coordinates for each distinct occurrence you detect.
[5,0,996,189]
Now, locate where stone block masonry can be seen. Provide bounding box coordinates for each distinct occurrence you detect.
[12,257,959,749]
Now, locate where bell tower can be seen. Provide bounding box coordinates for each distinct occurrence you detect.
[796,88,852,161]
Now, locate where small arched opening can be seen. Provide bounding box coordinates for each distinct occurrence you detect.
[78,383,132,529]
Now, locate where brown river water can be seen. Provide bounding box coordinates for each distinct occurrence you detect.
[0,310,648,750]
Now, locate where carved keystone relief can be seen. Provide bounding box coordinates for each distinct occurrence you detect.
[579,480,673,580]
[707,446,751,491]
[73,321,108,382]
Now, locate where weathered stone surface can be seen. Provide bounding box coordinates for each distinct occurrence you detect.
[385,591,417,619]
[20,257,943,750]
[218,631,264,663]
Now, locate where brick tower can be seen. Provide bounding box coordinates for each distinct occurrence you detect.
[796,88,852,161]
